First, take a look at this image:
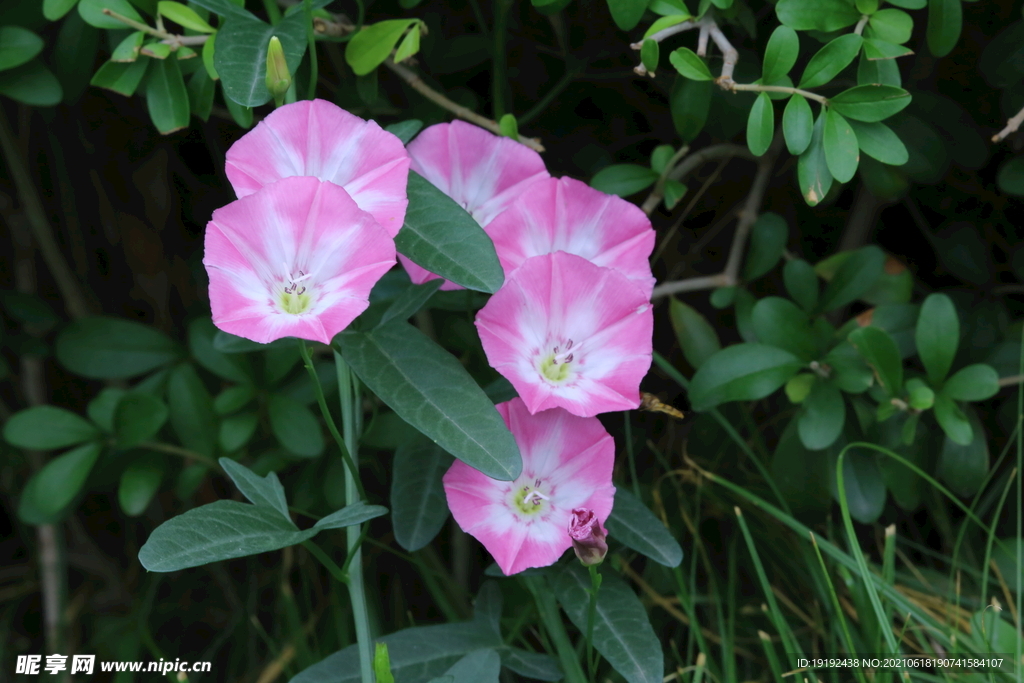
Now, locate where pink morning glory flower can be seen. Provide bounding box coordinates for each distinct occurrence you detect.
[475,252,654,417]
[399,120,549,290]
[224,99,410,236]
[486,176,656,297]
[203,176,396,345]
[442,397,615,576]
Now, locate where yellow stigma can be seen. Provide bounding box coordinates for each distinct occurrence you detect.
[539,353,572,383]
[279,290,312,314]
[511,483,549,516]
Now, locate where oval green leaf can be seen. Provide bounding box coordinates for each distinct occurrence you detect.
[824,109,859,183]
[0,27,44,72]
[606,0,646,30]
[847,119,908,165]
[391,437,454,551]
[57,316,180,379]
[783,93,813,155]
[345,19,418,76]
[145,57,190,134]
[119,456,164,516]
[605,488,683,567]
[817,245,885,312]
[114,392,169,448]
[669,47,713,81]
[746,92,774,157]
[776,0,861,31]
[669,298,720,369]
[762,25,799,82]
[32,442,102,518]
[783,259,819,312]
[590,164,659,197]
[933,392,972,445]
[799,34,863,89]
[90,58,149,97]
[337,320,522,481]
[167,363,217,457]
[751,297,817,360]
[798,380,845,450]
[158,1,217,32]
[847,325,902,396]
[0,60,63,106]
[829,85,912,122]
[927,0,961,58]
[915,292,959,384]
[268,392,324,458]
[4,405,99,450]
[743,212,788,281]
[688,343,804,411]
[867,8,913,44]
[942,363,999,402]
[797,110,833,206]
[396,172,504,293]
[78,0,143,28]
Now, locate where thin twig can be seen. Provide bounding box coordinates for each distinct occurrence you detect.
[652,140,779,300]
[992,103,1024,143]
[102,9,209,46]
[730,82,828,104]
[641,143,754,214]
[854,15,870,36]
[998,374,1024,387]
[706,21,737,86]
[383,59,545,152]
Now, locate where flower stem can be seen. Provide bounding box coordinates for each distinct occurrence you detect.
[523,575,587,683]
[302,540,348,584]
[335,350,375,683]
[585,564,603,681]
[297,340,366,501]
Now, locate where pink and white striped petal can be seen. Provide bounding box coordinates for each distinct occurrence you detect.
[443,397,615,575]
[486,176,656,297]
[224,99,410,236]
[400,120,549,289]
[203,177,396,345]
[475,252,653,417]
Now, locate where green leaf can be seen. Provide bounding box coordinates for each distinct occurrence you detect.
[782,93,813,155]
[606,0,647,30]
[823,108,859,183]
[797,110,832,206]
[997,156,1024,196]
[846,119,908,165]
[167,363,217,457]
[833,445,886,524]
[867,8,913,44]
[188,318,250,383]
[111,31,145,62]
[783,259,819,312]
[219,457,291,520]
[825,342,874,393]
[219,411,257,451]
[441,649,501,683]
[28,443,102,518]
[786,373,815,403]
[640,38,659,73]
[751,297,816,360]
[829,85,911,122]
[669,299,720,369]
[643,15,692,39]
[139,500,316,571]
[118,456,163,516]
[0,60,63,106]
[669,47,713,81]
[393,21,421,64]
[734,288,757,344]
[314,501,389,530]
[905,378,935,410]
[89,58,149,96]
[942,363,999,402]
[379,280,443,327]
[0,27,44,72]
[776,0,861,31]
[688,344,804,411]
[51,10,99,105]
[746,92,774,157]
[145,57,190,134]
[551,562,663,683]
[856,0,878,12]
[337,321,522,481]
[862,38,914,60]
[159,1,216,32]
[886,0,925,7]
[933,393,972,445]
[188,0,255,20]
[79,0,143,28]
[202,30,219,79]
[648,0,690,14]
[4,405,99,450]
[916,293,959,384]
[762,25,799,82]
[799,34,863,89]
[384,119,423,144]
[590,164,659,197]
[847,326,902,395]
[497,112,518,141]
[215,12,306,107]
[817,245,885,312]
[57,317,180,379]
[743,212,788,280]
[114,393,169,448]
[798,380,845,450]
[605,488,683,567]
[663,179,687,209]
[396,172,504,293]
[345,19,418,76]
[268,393,324,458]
[391,437,453,551]
[926,0,961,58]
[670,76,712,142]
[45,0,80,20]
[140,42,172,59]
[650,145,675,174]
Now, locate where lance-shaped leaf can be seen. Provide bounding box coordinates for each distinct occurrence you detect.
[337,320,522,481]
[605,488,683,567]
[391,437,453,551]
[219,457,290,521]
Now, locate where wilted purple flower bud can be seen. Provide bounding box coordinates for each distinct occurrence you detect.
[568,508,608,566]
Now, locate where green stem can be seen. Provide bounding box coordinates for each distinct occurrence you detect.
[297,340,366,501]
[304,0,318,99]
[302,540,349,584]
[491,0,512,118]
[523,576,587,683]
[519,69,574,126]
[262,0,282,24]
[585,565,603,681]
[335,351,375,683]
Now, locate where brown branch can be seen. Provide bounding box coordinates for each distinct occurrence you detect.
[652,140,779,300]
[992,103,1024,143]
[383,59,545,152]
[641,143,754,215]
[102,9,209,47]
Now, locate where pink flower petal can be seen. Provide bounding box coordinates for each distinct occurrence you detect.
[224,99,410,236]
[443,398,615,575]
[475,252,653,417]
[400,120,549,288]
[487,176,656,296]
[203,177,396,344]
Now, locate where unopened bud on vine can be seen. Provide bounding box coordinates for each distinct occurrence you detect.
[266,36,291,106]
[568,508,608,567]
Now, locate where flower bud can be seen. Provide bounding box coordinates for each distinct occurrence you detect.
[265,36,291,106]
[568,508,608,566]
